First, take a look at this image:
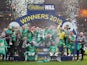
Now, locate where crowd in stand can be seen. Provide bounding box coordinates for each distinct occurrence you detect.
[0,23,86,61]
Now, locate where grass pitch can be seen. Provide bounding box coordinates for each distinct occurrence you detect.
[0,56,87,65]
[0,50,87,65]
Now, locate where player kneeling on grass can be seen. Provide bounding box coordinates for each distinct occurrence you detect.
[24,42,37,61]
[49,42,61,62]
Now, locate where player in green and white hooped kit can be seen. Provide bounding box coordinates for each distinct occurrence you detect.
[24,42,37,61]
[27,28,34,43]
[44,27,52,46]
[49,42,61,62]
[68,31,76,60]
[21,25,28,40]
[0,33,8,60]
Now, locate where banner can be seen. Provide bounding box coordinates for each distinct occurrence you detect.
[15,4,66,26]
[16,14,65,26]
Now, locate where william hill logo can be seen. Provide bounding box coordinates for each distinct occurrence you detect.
[28,4,55,10]
[28,5,45,10]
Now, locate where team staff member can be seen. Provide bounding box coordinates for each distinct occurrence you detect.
[77,32,86,61]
